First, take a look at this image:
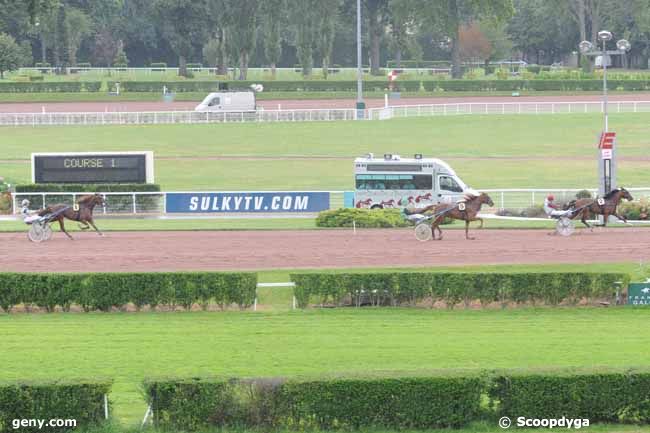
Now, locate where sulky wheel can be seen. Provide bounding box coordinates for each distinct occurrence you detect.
[42,223,53,241]
[414,223,433,241]
[556,216,575,237]
[27,223,45,243]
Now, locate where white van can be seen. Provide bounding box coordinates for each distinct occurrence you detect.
[353,153,470,209]
[194,91,256,112]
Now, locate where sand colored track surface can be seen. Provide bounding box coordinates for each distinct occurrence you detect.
[1,228,650,272]
[2,94,650,113]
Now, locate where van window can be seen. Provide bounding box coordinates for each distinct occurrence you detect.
[439,175,463,193]
[355,174,431,190]
[208,97,220,107]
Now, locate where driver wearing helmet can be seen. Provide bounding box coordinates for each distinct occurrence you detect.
[20,199,41,224]
[543,194,571,218]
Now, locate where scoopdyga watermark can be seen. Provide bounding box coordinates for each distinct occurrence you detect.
[499,416,590,429]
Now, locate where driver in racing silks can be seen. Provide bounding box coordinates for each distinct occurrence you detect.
[543,194,572,218]
[20,199,41,224]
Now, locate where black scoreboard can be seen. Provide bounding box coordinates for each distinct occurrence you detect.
[32,152,153,184]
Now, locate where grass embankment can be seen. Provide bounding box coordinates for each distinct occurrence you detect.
[3,301,650,424]
[2,114,650,190]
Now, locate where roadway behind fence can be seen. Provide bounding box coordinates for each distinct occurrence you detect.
[8,188,650,217]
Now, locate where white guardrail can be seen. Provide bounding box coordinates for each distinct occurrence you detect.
[0,108,357,127]
[2,100,649,127]
[7,188,650,217]
[368,101,650,120]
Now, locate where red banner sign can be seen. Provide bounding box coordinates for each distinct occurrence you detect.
[598,132,616,149]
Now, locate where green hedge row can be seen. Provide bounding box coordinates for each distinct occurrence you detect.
[0,380,111,432]
[0,272,257,313]
[145,375,483,431]
[290,272,629,308]
[146,369,650,431]
[491,370,650,423]
[316,208,411,228]
[104,79,650,93]
[15,183,161,193]
[0,82,102,93]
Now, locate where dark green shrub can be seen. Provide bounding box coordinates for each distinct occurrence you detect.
[0,380,112,433]
[490,370,650,423]
[291,272,629,308]
[0,272,257,313]
[316,208,410,228]
[145,374,484,431]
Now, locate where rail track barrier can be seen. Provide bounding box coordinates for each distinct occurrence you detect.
[8,188,650,217]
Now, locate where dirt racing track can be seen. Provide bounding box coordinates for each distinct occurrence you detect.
[1,228,650,272]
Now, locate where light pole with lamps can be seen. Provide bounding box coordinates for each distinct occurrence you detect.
[578,31,631,197]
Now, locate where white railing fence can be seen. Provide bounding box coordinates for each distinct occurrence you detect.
[0,108,357,127]
[368,101,650,120]
[8,188,650,217]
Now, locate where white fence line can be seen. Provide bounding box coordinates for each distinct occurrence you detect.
[7,188,650,217]
[368,101,650,120]
[0,108,357,127]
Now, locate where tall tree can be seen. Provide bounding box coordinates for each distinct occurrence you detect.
[260,0,286,78]
[290,0,318,77]
[365,0,390,75]
[64,6,92,66]
[226,0,259,80]
[0,32,22,78]
[315,0,340,78]
[154,0,209,76]
[388,0,421,67]
[425,0,514,78]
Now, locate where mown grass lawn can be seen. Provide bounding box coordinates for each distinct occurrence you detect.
[2,114,650,190]
[3,305,650,425]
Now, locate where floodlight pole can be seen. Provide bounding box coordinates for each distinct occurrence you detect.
[579,33,630,197]
[356,0,365,119]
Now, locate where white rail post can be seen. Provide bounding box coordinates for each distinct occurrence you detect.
[532,191,535,205]
[42,193,46,208]
[500,191,505,210]
[133,193,137,214]
[162,192,167,214]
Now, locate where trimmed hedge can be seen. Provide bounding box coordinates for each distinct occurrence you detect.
[290,272,630,308]
[0,272,257,313]
[0,380,111,432]
[490,370,650,423]
[0,82,102,93]
[145,374,484,431]
[316,208,411,228]
[101,79,650,93]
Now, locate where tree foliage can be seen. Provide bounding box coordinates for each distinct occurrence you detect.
[0,32,22,78]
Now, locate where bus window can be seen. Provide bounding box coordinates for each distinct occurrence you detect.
[413,175,432,189]
[439,175,463,193]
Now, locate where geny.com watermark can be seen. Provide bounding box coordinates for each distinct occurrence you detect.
[12,418,77,430]
[499,416,590,429]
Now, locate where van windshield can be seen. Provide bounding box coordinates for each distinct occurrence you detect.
[439,175,463,193]
[208,97,220,107]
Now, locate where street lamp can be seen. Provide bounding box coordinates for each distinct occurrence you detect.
[578,32,631,197]
[355,0,365,119]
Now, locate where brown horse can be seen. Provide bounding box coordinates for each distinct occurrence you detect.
[565,187,633,229]
[38,193,105,240]
[405,192,494,240]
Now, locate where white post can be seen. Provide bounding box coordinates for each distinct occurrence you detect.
[141,404,152,428]
[254,297,257,311]
[353,220,356,234]
[384,93,388,107]
[292,296,296,310]
[500,191,505,210]
[104,394,109,419]
[132,193,137,214]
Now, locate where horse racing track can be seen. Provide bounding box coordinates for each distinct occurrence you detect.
[2,227,650,272]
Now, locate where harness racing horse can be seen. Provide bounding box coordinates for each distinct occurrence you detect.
[405,192,494,240]
[565,187,633,229]
[38,193,106,240]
